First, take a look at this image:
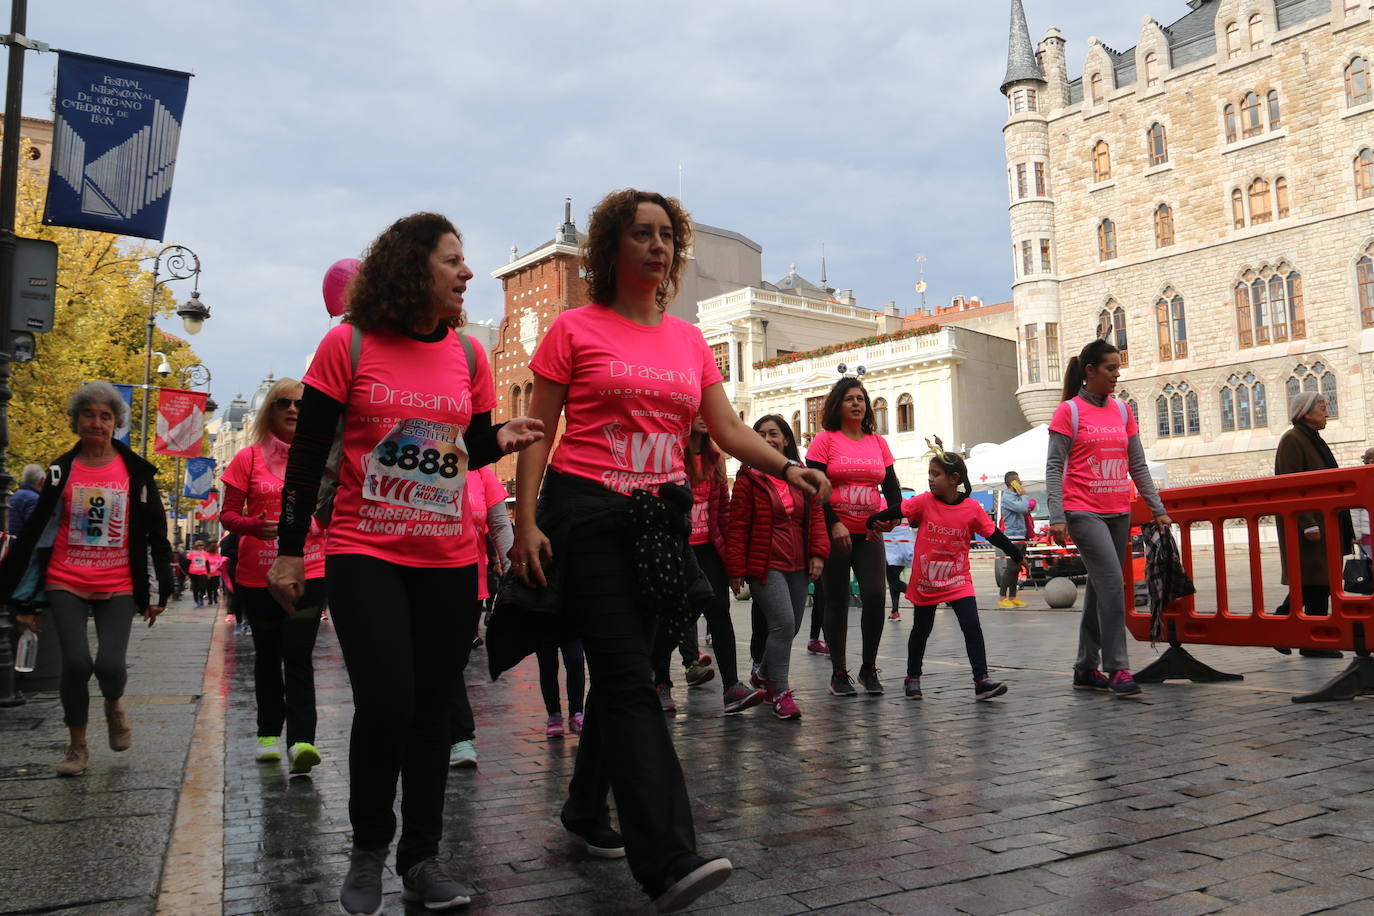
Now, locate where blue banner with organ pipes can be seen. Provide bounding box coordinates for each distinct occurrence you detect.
[43,51,192,241]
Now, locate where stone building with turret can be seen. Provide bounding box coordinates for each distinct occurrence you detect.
[1003,0,1374,484]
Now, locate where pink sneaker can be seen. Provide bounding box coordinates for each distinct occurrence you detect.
[806,639,828,655]
[545,715,565,738]
[569,712,584,735]
[773,690,801,720]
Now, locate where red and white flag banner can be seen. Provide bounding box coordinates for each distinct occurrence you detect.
[154,388,206,458]
[196,492,220,522]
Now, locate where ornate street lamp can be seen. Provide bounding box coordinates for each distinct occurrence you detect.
[142,245,206,455]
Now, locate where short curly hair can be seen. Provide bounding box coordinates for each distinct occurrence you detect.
[67,381,129,433]
[583,189,692,311]
[347,212,465,333]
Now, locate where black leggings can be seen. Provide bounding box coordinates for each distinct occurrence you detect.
[653,544,737,688]
[886,565,906,614]
[239,581,324,745]
[189,573,207,603]
[906,595,989,682]
[326,555,479,874]
[537,641,586,717]
[822,535,887,672]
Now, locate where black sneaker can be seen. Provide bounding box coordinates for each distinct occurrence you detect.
[829,669,857,697]
[561,814,626,859]
[652,856,733,913]
[401,857,472,910]
[857,665,884,695]
[1072,667,1111,691]
[974,679,1008,701]
[903,676,922,700]
[683,663,715,687]
[1109,669,1142,698]
[339,845,387,916]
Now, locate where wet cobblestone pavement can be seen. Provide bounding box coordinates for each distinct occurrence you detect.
[3,563,1373,914]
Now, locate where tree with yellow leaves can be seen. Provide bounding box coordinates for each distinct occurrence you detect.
[8,143,204,493]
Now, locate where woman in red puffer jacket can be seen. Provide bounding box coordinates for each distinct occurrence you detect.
[725,414,829,719]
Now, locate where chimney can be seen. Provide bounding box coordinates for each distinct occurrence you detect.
[952,295,966,309]
[884,300,899,317]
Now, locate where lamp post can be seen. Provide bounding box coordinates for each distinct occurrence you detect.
[172,362,215,548]
[142,244,208,456]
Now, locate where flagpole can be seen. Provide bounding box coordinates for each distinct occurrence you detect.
[0,0,30,533]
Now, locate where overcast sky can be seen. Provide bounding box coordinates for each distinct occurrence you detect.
[22,1,1190,406]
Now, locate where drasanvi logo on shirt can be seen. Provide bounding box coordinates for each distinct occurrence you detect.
[367,383,471,415]
[608,360,697,386]
[603,423,682,474]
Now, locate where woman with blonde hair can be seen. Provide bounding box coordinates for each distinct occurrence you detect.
[220,376,326,774]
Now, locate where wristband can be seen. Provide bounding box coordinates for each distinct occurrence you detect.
[773,459,802,481]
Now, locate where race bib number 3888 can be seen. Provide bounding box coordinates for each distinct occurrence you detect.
[362,418,468,517]
[68,485,128,548]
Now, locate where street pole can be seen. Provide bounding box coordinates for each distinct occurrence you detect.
[141,261,159,456]
[0,0,29,532]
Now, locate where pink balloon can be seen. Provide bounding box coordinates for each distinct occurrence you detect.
[322,258,360,317]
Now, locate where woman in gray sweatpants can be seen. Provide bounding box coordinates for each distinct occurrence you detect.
[725,415,829,720]
[1045,340,1170,698]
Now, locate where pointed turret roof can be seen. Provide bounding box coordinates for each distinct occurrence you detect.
[1000,0,1045,94]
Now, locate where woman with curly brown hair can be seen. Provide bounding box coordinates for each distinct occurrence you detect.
[511,188,829,912]
[269,212,543,915]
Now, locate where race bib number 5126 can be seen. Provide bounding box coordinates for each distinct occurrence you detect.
[68,485,128,548]
[362,418,468,517]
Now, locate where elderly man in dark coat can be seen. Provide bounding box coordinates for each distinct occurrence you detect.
[1273,391,1348,658]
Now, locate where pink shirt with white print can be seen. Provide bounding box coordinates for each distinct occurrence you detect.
[221,439,326,587]
[805,429,894,534]
[530,304,722,496]
[304,323,496,568]
[901,491,995,605]
[46,458,135,594]
[465,466,508,601]
[1049,396,1137,515]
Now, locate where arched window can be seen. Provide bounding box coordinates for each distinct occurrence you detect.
[1275,177,1290,218]
[1093,140,1111,181]
[1347,57,1371,107]
[1248,13,1263,51]
[1156,382,1199,438]
[1224,103,1239,143]
[1097,309,1113,340]
[1144,52,1160,88]
[1241,91,1263,138]
[1359,246,1374,328]
[1288,362,1338,419]
[1105,302,1129,365]
[791,411,802,438]
[873,397,889,435]
[1266,89,1281,128]
[1091,72,1104,106]
[1154,203,1175,247]
[1098,218,1117,261]
[1225,21,1241,60]
[896,393,915,433]
[510,384,522,417]
[1236,263,1303,348]
[1356,149,1374,199]
[1156,290,1186,360]
[1147,122,1168,166]
[1249,178,1272,224]
[1232,188,1246,228]
[524,381,533,408]
[1221,372,1267,431]
[1116,389,1139,421]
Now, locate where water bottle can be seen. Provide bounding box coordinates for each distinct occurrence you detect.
[14,630,38,674]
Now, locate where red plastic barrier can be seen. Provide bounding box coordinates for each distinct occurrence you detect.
[1122,465,1374,701]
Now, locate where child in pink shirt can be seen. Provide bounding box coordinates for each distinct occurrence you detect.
[870,445,1023,701]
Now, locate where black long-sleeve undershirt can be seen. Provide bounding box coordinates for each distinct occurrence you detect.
[278,384,506,558]
[806,460,902,530]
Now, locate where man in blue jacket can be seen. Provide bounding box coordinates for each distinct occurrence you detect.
[997,472,1034,607]
[8,465,43,535]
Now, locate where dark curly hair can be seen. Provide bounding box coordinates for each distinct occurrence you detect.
[583,189,693,311]
[347,212,465,332]
[820,377,876,434]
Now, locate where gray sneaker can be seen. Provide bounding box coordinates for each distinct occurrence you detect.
[402,858,473,910]
[339,846,387,916]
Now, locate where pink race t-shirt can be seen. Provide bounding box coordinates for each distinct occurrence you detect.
[901,492,995,605]
[187,550,208,575]
[465,466,508,601]
[304,323,496,568]
[221,442,326,587]
[45,458,135,594]
[1049,396,1137,515]
[805,430,894,533]
[206,554,227,576]
[531,304,722,496]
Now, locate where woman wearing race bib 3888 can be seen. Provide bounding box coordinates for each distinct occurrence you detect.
[1045,339,1171,699]
[268,213,543,916]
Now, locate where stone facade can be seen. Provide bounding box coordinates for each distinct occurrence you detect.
[1005,0,1374,484]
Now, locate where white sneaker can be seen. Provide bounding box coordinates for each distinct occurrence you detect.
[255,736,282,762]
[449,739,477,768]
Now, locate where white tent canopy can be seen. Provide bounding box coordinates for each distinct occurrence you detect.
[964,424,1167,492]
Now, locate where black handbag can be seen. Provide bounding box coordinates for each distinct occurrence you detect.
[1342,547,1372,595]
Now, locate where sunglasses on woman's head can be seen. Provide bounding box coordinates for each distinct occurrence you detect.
[274,398,301,410]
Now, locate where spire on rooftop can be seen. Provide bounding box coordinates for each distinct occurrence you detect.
[1000,0,1045,95]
